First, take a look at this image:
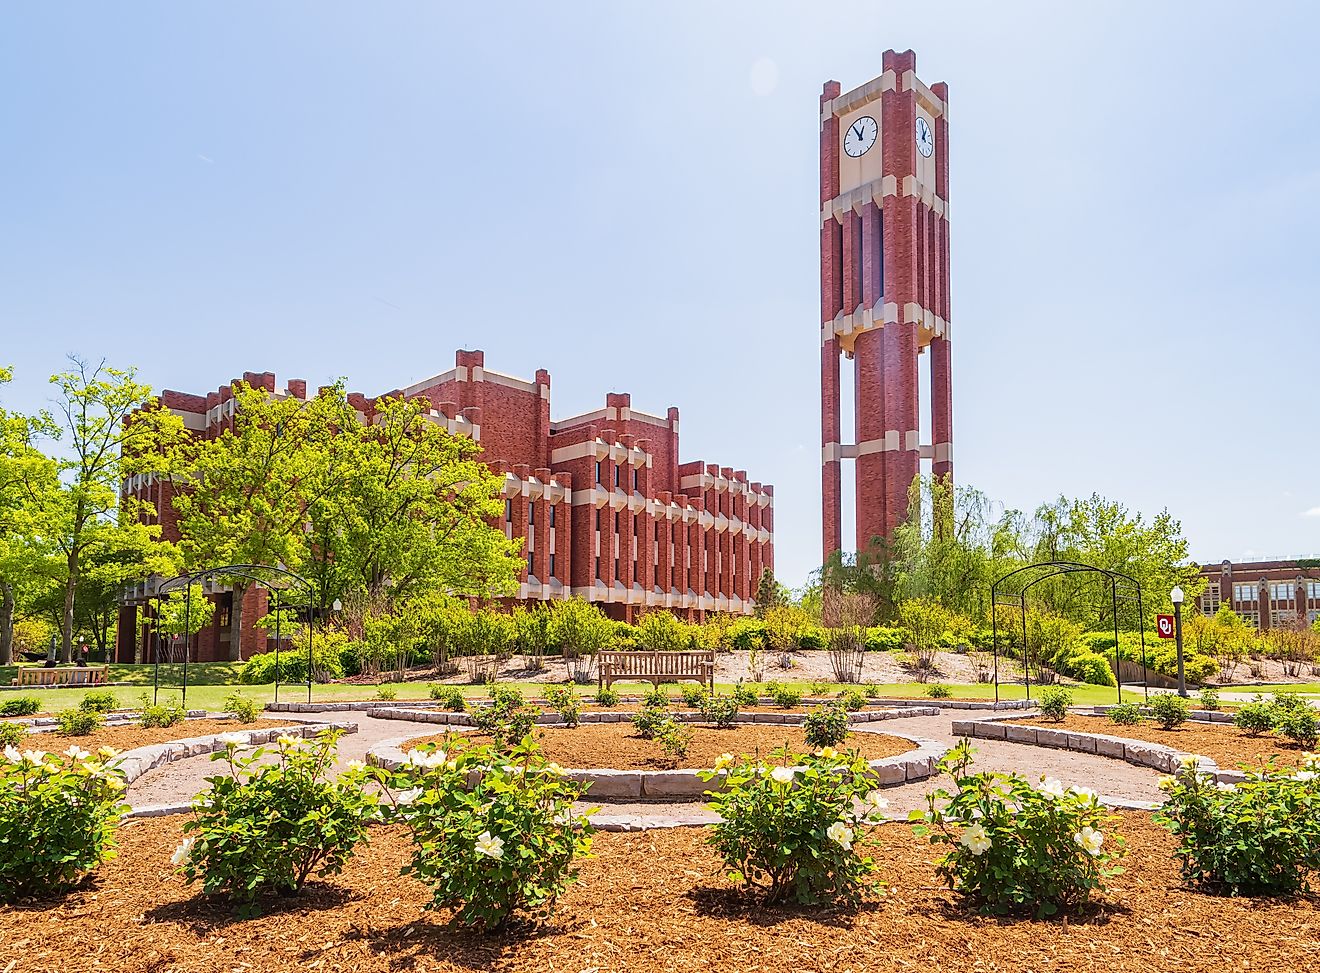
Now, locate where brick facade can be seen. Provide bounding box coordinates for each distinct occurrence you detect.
[1195,558,1320,630]
[820,51,953,560]
[118,352,773,662]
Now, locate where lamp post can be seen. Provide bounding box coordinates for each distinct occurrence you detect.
[1170,585,1187,697]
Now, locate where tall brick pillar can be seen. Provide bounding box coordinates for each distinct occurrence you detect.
[820,79,844,563]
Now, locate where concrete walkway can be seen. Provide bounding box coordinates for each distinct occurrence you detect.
[125,709,1167,827]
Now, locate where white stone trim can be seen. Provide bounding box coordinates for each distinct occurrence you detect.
[823,70,898,122]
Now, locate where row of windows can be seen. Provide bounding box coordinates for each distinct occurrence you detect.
[504,499,557,528]
[595,461,641,492]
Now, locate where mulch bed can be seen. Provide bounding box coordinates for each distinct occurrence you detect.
[17,718,295,754]
[402,722,914,770]
[3,812,1317,972]
[1011,714,1313,771]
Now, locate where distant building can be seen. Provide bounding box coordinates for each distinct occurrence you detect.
[1195,558,1320,629]
[117,349,773,661]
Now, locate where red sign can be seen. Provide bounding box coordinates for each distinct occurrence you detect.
[1156,614,1175,639]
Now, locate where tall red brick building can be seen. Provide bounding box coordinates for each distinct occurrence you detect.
[1196,558,1320,629]
[118,350,773,661]
[820,50,952,560]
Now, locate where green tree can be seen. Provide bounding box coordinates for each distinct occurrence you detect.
[39,359,182,661]
[752,568,787,618]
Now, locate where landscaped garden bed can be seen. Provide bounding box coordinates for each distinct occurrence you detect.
[1007,714,1315,771]
[402,722,916,770]
[4,811,1316,972]
[19,718,295,754]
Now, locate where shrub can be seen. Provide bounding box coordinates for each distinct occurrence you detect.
[1198,686,1221,711]
[223,693,260,724]
[1036,687,1072,722]
[174,729,377,906]
[470,697,537,751]
[797,626,828,650]
[0,723,29,748]
[0,743,129,901]
[429,684,468,712]
[699,693,740,728]
[701,748,889,905]
[862,682,881,699]
[1155,755,1320,896]
[1270,691,1312,714]
[1275,708,1319,749]
[654,720,694,764]
[542,686,581,727]
[1107,703,1142,726]
[489,685,525,710]
[56,709,101,736]
[913,742,1125,917]
[767,683,802,709]
[1065,651,1117,688]
[238,634,346,684]
[631,705,674,741]
[375,685,398,701]
[926,683,952,699]
[1234,698,1276,736]
[1148,693,1190,730]
[732,682,759,707]
[679,683,710,709]
[592,686,619,708]
[382,738,593,931]
[138,694,186,729]
[839,688,866,712]
[0,696,40,718]
[641,685,670,709]
[78,690,119,714]
[864,627,908,651]
[803,703,849,749]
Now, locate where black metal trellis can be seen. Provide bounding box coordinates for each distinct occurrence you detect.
[989,561,1150,705]
[149,564,316,707]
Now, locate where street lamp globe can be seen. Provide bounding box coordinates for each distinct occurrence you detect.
[1170,586,1184,605]
[332,598,342,612]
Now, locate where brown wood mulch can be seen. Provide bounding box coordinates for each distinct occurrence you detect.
[402,722,914,770]
[1012,714,1314,771]
[16,718,294,755]
[2,812,1317,972]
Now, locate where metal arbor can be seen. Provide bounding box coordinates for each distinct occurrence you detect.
[150,564,317,707]
[989,560,1150,704]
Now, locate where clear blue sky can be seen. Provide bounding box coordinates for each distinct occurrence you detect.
[2,2,1318,589]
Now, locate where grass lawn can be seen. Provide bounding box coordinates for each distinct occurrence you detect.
[1218,682,1320,696]
[1,663,1144,712]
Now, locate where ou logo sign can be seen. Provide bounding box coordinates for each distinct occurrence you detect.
[1156,614,1176,639]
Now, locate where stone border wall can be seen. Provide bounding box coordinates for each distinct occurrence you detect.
[951,713,1246,785]
[268,696,1033,714]
[366,705,942,727]
[19,710,209,732]
[1090,704,1234,724]
[366,726,949,800]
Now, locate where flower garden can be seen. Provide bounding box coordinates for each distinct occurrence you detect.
[2,678,1319,973]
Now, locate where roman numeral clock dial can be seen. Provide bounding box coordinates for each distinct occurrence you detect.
[915,116,934,158]
[843,115,877,158]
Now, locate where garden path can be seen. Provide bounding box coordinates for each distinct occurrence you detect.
[124,710,1166,825]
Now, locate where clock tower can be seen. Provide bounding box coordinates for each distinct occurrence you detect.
[820,50,952,561]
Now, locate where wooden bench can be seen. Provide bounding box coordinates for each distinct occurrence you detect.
[597,651,715,691]
[10,666,109,688]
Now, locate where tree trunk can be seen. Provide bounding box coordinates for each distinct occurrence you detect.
[0,581,14,667]
[61,548,78,664]
[228,584,246,662]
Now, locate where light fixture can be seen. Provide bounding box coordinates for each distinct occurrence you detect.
[332,598,342,612]
[1170,586,1184,605]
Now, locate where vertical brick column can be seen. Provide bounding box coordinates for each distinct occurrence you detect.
[762,487,774,576]
[557,473,571,586]
[657,492,673,594]
[571,483,593,592]
[617,437,635,594]
[674,496,690,595]
[719,468,734,599]
[456,349,485,418]
[820,80,844,564]
[689,497,706,599]
[533,468,552,584]
[930,79,953,486]
[511,465,530,584]
[535,369,551,468]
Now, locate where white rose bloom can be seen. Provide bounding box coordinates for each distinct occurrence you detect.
[3,745,22,763]
[474,830,505,860]
[825,820,854,850]
[1038,777,1066,800]
[171,835,197,867]
[1074,826,1104,856]
[713,753,734,771]
[21,750,48,766]
[1294,770,1317,782]
[1215,781,1237,793]
[862,790,889,817]
[63,745,92,761]
[960,822,991,856]
[1069,786,1099,805]
[544,762,565,776]
[217,732,249,748]
[395,787,423,806]
[276,734,303,749]
[406,750,446,770]
[1179,755,1200,770]
[345,759,366,772]
[770,766,796,784]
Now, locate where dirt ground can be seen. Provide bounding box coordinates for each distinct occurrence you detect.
[15,718,294,755]
[1010,714,1316,772]
[3,812,1317,973]
[401,722,916,770]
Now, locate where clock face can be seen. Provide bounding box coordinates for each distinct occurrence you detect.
[915,116,934,158]
[843,116,878,158]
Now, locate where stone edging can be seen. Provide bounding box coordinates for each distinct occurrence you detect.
[116,720,359,794]
[268,697,1033,714]
[1090,704,1234,724]
[20,710,209,732]
[365,727,950,800]
[365,705,942,727]
[951,713,1246,785]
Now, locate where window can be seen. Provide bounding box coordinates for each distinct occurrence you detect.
[1270,583,1294,604]
[595,557,601,579]
[528,503,535,526]
[632,468,639,491]
[1309,581,1320,600]
[549,504,556,528]
[549,554,555,578]
[615,558,620,581]
[505,499,512,521]
[595,461,602,485]
[614,465,620,487]
[1234,583,1257,604]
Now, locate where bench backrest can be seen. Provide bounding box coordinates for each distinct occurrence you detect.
[598,651,714,676]
[15,666,108,687]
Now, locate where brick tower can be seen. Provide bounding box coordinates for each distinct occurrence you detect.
[820,50,952,561]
